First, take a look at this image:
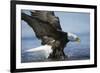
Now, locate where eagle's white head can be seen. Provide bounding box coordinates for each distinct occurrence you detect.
[67,32,80,43]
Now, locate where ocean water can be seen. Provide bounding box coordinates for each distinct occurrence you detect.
[21,33,90,63]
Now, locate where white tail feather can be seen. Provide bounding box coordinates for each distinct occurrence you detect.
[25,45,52,58]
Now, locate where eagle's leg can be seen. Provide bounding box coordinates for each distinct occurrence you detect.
[48,48,66,61]
[48,40,67,60]
[61,46,69,60]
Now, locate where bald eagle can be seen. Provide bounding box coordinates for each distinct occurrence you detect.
[21,11,80,61]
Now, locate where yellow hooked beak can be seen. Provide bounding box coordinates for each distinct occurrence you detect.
[76,37,80,44]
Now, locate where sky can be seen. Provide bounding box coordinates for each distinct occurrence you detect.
[55,12,90,34]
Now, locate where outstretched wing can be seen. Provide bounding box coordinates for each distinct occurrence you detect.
[21,11,69,60]
[21,12,63,40]
[31,11,62,30]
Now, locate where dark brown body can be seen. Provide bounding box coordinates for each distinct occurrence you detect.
[21,10,69,60]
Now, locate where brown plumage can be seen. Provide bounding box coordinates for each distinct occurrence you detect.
[21,11,69,60]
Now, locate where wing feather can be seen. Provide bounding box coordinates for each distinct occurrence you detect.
[21,12,62,40]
